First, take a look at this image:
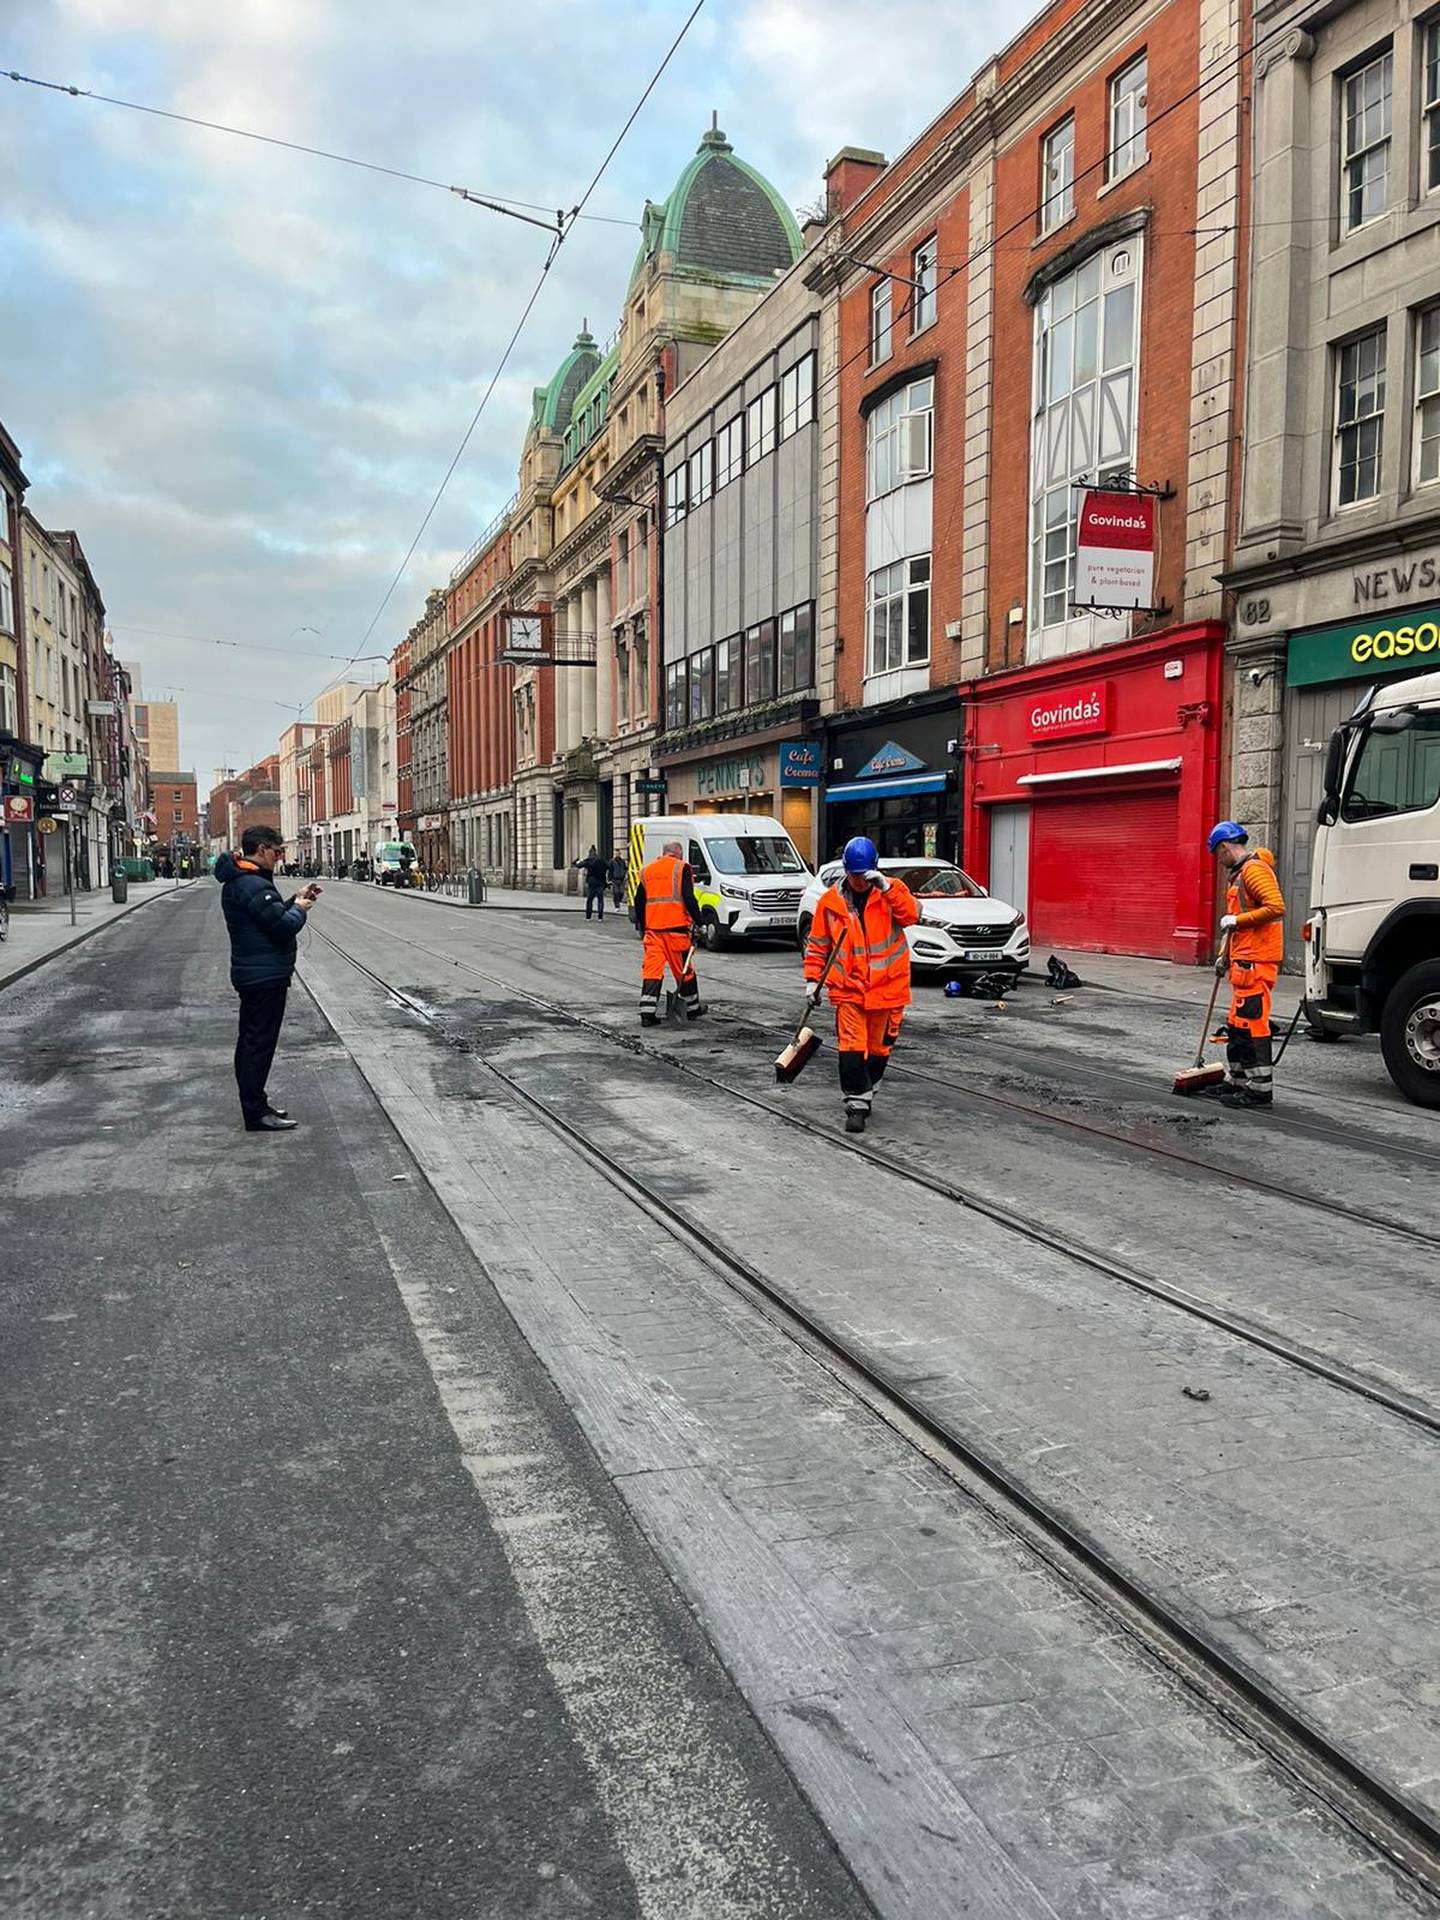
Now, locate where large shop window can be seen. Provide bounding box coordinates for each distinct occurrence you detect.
[1342,710,1440,821]
[867,377,933,501]
[867,557,930,676]
[1029,237,1141,655]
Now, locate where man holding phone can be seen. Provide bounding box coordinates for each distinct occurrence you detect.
[215,824,321,1132]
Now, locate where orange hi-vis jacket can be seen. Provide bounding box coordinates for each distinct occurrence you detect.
[804,877,920,1010]
[638,855,692,933]
[1227,849,1285,965]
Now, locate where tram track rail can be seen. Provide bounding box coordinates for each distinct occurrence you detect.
[306,915,1440,1907]
[312,901,1440,1437]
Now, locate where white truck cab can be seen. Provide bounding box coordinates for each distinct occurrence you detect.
[1305,668,1440,1106]
[627,813,811,948]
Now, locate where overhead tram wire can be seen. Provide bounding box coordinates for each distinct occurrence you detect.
[304,0,706,711]
[3,67,635,229]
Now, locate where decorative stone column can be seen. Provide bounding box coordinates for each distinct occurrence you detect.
[580,577,599,740]
[594,568,613,742]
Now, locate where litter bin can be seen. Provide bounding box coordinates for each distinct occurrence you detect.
[111,871,129,904]
[467,870,485,906]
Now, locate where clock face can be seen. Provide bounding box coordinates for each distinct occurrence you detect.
[510,614,544,652]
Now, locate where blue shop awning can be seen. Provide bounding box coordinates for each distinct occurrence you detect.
[824,771,948,804]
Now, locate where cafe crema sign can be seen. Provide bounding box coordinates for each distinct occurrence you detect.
[1287,604,1440,688]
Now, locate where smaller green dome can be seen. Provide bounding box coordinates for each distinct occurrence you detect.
[533,326,601,433]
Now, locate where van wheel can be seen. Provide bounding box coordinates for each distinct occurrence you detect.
[1380,960,1440,1108]
[697,910,723,953]
[795,912,812,954]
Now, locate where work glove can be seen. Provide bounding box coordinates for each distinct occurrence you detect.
[865,869,891,892]
[804,980,822,1010]
[1214,951,1228,977]
[1219,913,1238,931]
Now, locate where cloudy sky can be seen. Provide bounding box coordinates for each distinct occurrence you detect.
[5,0,1026,789]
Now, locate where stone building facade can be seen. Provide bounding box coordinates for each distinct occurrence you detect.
[1224,0,1440,960]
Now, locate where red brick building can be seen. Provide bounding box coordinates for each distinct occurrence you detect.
[819,0,1245,959]
[446,516,516,876]
[147,770,200,856]
[391,631,413,846]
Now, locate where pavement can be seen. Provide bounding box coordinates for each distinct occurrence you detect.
[0,877,196,991]
[0,893,875,1920]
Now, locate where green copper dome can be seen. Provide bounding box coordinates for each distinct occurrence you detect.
[531,326,601,433]
[628,122,802,290]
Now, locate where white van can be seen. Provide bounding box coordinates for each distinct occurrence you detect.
[627,813,812,948]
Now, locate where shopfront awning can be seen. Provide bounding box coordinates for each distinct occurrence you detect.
[1016,758,1180,786]
[824,771,948,803]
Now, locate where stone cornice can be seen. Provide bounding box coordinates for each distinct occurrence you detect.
[601,433,663,500]
[551,503,613,583]
[1223,509,1440,588]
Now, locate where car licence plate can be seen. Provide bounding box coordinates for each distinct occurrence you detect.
[964,948,1003,961]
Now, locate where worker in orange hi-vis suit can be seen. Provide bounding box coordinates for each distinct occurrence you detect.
[632,839,704,1028]
[1208,820,1285,1109]
[802,836,920,1134]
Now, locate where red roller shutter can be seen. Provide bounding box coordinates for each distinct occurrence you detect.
[1029,787,1180,956]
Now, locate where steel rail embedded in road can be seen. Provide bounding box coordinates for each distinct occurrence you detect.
[311,900,1440,1438]
[306,916,1440,1907]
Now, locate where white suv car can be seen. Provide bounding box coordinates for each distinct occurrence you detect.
[795,858,1029,985]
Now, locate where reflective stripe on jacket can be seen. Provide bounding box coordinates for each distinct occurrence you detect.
[1227,849,1284,966]
[638,855,694,933]
[803,878,920,1009]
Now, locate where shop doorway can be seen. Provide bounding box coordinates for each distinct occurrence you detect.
[987,804,1030,912]
[1030,787,1179,956]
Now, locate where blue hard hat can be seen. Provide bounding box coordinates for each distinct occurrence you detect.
[842,836,879,874]
[943,979,966,997]
[1207,820,1248,853]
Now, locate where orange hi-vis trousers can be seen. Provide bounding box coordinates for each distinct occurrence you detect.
[639,930,699,1018]
[1226,957,1277,1096]
[835,1003,903,1109]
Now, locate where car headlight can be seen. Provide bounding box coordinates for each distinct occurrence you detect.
[919,915,952,932]
[719,882,747,900]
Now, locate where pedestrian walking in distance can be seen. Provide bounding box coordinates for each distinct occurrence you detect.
[633,839,704,1026]
[216,825,320,1132]
[608,850,627,911]
[1208,820,1285,1109]
[803,837,919,1133]
[574,844,610,921]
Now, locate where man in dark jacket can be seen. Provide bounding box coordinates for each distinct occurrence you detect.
[573,845,609,920]
[216,825,320,1132]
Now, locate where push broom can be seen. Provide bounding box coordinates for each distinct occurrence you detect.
[775,936,842,1083]
[1173,938,1229,1095]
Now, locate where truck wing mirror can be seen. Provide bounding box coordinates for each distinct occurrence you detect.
[1320,729,1346,816]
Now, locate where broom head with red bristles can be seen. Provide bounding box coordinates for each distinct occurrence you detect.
[775,1021,822,1083]
[1173,1060,1226,1095]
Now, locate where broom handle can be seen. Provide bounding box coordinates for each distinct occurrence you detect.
[1272,995,1307,1068]
[1195,936,1229,1067]
[799,931,844,1031]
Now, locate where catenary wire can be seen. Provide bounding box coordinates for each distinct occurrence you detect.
[306,0,706,708]
[2,67,636,228]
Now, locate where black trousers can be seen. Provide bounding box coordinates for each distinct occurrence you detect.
[235,982,289,1126]
[585,888,606,919]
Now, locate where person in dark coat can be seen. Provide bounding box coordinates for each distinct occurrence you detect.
[608,851,627,910]
[216,824,320,1132]
[574,845,609,920]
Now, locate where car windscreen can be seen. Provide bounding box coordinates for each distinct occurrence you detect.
[903,865,983,898]
[376,843,414,860]
[705,835,805,876]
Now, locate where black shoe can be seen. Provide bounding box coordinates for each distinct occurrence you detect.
[844,1108,867,1135]
[246,1112,298,1132]
[1219,1085,1272,1109]
[640,1011,659,1028]
[265,1103,289,1119]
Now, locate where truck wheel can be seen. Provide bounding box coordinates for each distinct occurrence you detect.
[1380,960,1440,1108]
[697,910,722,953]
[795,912,812,954]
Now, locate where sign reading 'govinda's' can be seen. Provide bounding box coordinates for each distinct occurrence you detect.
[1286,607,1440,687]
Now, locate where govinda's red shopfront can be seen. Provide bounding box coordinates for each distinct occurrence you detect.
[961,626,1225,963]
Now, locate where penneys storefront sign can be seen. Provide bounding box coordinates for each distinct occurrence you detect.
[1028,682,1111,742]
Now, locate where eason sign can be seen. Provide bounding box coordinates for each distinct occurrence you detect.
[1029,682,1110,742]
[1073,491,1156,610]
[1286,607,1440,687]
